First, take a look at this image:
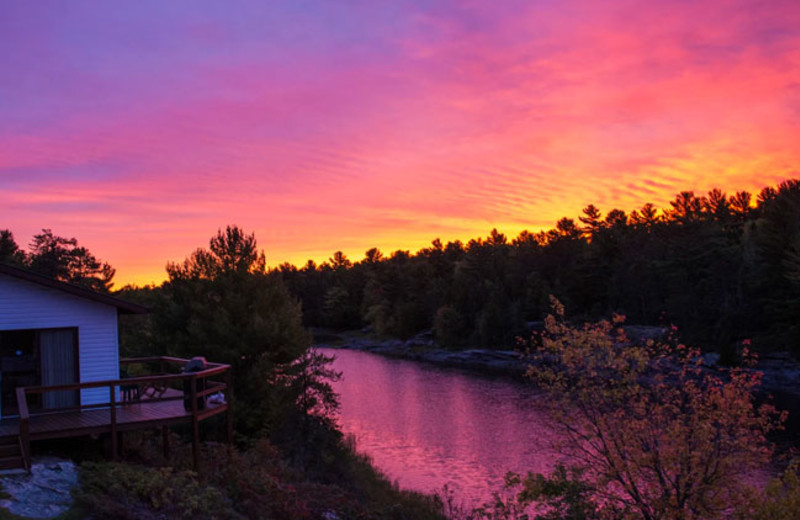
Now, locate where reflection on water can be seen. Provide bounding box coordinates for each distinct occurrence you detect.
[320,348,558,506]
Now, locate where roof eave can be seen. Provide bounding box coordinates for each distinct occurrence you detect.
[0,263,150,315]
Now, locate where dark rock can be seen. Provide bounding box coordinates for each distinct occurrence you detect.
[623,325,668,341]
[0,457,77,518]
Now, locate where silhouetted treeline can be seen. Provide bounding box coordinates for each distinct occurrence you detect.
[278,180,800,358]
[0,228,115,292]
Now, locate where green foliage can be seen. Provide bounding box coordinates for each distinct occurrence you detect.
[74,435,445,520]
[167,225,265,279]
[268,349,346,476]
[737,462,800,520]
[447,465,600,520]
[154,226,311,436]
[116,284,160,358]
[224,433,444,519]
[199,441,314,519]
[276,349,341,426]
[324,436,445,520]
[751,180,800,347]
[0,228,115,291]
[511,465,599,520]
[0,230,25,266]
[434,305,465,348]
[73,462,239,519]
[323,285,359,328]
[28,229,116,292]
[520,300,785,520]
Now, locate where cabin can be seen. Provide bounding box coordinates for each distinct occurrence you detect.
[0,263,232,471]
[0,263,148,416]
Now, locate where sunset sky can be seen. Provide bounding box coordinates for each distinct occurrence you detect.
[2,0,799,286]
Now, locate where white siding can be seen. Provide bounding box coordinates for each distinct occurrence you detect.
[0,274,119,412]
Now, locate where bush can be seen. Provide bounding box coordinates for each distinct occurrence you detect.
[518,297,786,519]
[736,462,800,520]
[96,435,445,520]
[73,462,240,520]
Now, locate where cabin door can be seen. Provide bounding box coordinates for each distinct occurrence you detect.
[0,329,39,416]
[0,328,79,416]
[39,329,79,409]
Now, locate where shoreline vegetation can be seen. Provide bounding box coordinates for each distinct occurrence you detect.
[0,433,446,520]
[69,434,446,520]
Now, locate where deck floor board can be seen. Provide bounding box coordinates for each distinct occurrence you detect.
[0,390,226,441]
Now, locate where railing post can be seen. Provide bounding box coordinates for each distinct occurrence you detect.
[225,367,234,447]
[16,388,31,472]
[110,384,117,460]
[190,373,200,471]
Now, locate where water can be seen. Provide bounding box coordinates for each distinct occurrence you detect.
[320,347,789,512]
[320,347,558,507]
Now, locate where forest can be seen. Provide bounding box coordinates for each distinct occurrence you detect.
[277,179,800,360]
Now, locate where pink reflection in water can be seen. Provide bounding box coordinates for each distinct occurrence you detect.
[322,348,558,506]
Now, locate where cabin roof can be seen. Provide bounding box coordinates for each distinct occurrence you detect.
[0,263,149,315]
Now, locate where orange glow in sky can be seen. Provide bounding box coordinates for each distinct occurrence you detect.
[2,1,799,286]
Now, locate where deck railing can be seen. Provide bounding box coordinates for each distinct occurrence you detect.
[15,356,233,470]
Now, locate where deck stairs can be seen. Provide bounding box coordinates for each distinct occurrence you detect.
[0,436,27,471]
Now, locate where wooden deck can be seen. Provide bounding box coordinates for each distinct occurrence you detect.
[2,356,233,471]
[0,389,227,441]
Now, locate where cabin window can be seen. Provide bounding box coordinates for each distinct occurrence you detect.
[0,328,79,416]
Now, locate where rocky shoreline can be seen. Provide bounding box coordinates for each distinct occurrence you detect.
[314,330,527,375]
[313,328,800,399]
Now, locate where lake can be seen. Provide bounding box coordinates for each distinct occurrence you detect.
[319,345,786,512]
[319,347,558,507]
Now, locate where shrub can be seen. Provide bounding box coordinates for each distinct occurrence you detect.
[736,462,800,520]
[518,297,785,519]
[73,462,240,520]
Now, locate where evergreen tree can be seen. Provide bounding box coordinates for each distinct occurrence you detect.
[156,226,310,435]
[0,229,25,265]
[14,228,116,292]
